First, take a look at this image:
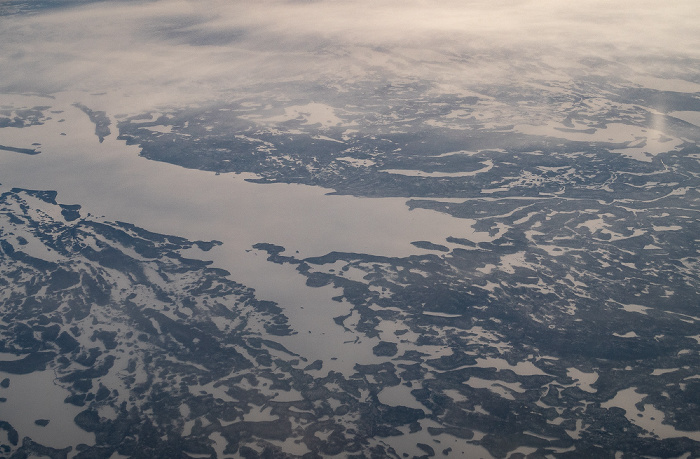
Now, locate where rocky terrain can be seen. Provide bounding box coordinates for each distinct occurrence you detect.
[1,1,700,457]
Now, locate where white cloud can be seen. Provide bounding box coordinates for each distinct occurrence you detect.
[1,0,698,113]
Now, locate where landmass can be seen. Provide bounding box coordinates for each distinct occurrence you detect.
[73,103,111,143]
[0,144,39,155]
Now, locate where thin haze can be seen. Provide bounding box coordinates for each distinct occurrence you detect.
[1,0,699,113]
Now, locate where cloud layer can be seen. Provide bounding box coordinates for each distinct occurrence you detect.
[1,0,699,113]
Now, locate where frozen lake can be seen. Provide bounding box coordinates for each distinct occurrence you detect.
[0,93,488,376]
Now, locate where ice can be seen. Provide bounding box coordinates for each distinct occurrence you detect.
[377,384,425,410]
[464,377,525,400]
[422,311,462,318]
[670,110,700,127]
[619,303,652,315]
[514,122,683,162]
[566,368,598,393]
[475,357,548,376]
[0,368,96,450]
[613,331,639,339]
[651,368,679,376]
[602,387,700,441]
[336,156,376,167]
[138,124,172,134]
[380,160,493,178]
[256,103,344,129]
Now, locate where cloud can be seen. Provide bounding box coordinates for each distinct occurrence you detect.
[1,0,698,113]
